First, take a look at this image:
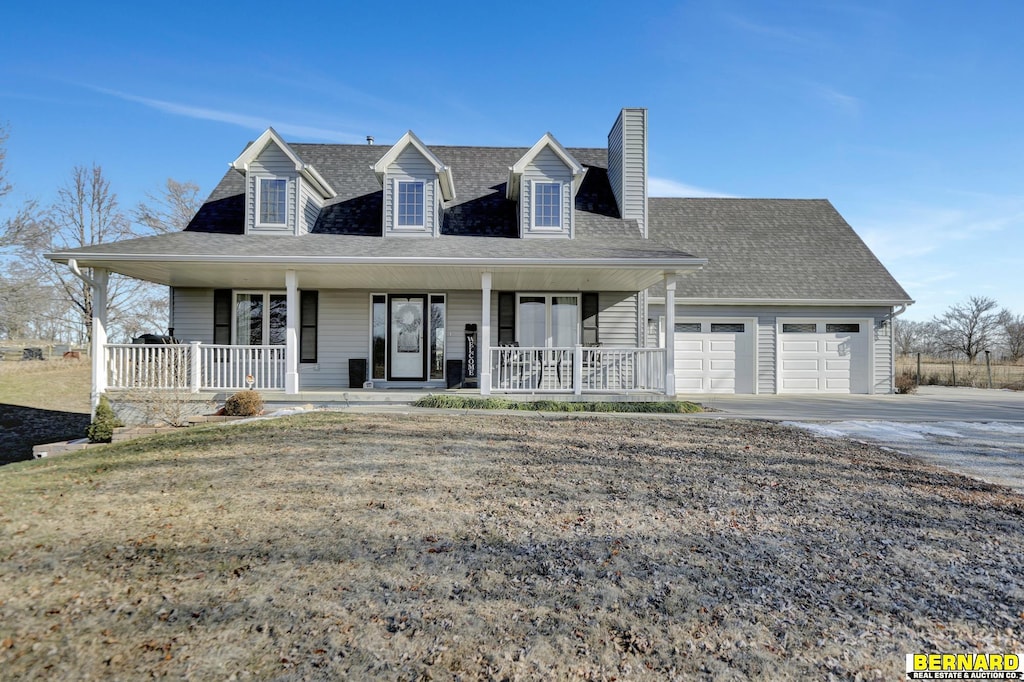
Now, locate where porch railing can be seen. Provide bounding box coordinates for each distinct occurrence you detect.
[105,343,286,391]
[491,346,665,393]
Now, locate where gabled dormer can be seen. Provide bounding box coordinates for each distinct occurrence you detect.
[231,127,336,236]
[507,133,586,239]
[372,131,455,238]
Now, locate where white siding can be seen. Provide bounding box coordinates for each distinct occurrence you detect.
[383,147,439,237]
[599,292,639,346]
[873,317,894,394]
[606,108,647,237]
[521,146,573,238]
[248,142,298,235]
[298,178,323,235]
[170,288,214,343]
[446,290,481,365]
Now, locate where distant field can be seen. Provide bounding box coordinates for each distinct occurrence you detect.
[0,359,91,465]
[897,355,1024,389]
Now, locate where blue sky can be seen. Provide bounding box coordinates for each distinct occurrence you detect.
[2,0,1022,321]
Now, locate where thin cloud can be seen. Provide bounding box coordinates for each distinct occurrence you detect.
[90,86,362,142]
[724,14,817,47]
[815,85,862,116]
[648,177,736,198]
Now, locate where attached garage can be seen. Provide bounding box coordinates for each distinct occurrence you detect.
[673,319,755,394]
[777,319,871,393]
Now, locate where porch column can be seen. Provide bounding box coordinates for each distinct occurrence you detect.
[480,271,492,395]
[91,268,109,417]
[664,274,677,397]
[285,269,299,394]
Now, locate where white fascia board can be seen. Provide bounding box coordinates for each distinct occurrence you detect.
[647,296,916,307]
[231,127,335,199]
[372,130,455,201]
[231,127,304,172]
[46,251,707,270]
[508,133,586,200]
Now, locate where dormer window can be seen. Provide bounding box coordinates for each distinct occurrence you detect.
[258,178,287,226]
[533,182,561,229]
[397,181,425,227]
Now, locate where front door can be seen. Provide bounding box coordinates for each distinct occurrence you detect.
[388,295,427,380]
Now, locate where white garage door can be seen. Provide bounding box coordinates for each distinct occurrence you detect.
[674,321,753,394]
[778,321,869,393]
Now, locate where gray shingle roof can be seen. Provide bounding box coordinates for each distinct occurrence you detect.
[648,198,912,302]
[51,138,910,304]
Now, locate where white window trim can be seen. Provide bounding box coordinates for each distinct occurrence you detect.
[394,178,427,230]
[232,290,287,345]
[255,177,289,228]
[530,180,563,231]
[515,293,580,347]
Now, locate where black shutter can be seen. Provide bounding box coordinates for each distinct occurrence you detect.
[213,289,231,344]
[300,290,318,363]
[498,292,515,345]
[582,292,599,346]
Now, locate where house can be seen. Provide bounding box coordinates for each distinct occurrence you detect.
[47,108,913,413]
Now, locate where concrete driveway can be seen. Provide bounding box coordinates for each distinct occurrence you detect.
[688,386,1024,494]
[686,385,1024,422]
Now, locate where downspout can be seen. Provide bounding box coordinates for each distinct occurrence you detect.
[884,304,910,394]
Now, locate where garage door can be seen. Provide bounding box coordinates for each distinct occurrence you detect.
[778,321,869,393]
[674,321,753,394]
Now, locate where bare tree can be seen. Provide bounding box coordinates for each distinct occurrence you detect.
[134,178,201,234]
[932,296,1002,362]
[0,123,11,204]
[1,165,163,342]
[893,319,938,356]
[999,310,1024,362]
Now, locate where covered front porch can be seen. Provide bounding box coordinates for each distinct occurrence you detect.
[51,245,703,414]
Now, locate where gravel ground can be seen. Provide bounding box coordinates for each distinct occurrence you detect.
[1,412,1022,680]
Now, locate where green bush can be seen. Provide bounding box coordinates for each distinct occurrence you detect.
[86,395,124,443]
[413,394,702,414]
[223,390,264,417]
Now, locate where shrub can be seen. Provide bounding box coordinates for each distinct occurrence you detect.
[894,372,917,395]
[223,390,264,417]
[413,394,702,414]
[86,395,124,443]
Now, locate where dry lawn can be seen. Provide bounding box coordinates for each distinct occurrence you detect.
[897,356,1024,390]
[1,412,1022,680]
[0,360,91,465]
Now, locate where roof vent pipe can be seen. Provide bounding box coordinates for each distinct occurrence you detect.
[366,136,374,145]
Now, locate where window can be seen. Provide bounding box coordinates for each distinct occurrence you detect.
[826,323,861,333]
[782,323,817,334]
[533,182,561,228]
[235,292,286,345]
[711,323,745,333]
[397,181,425,226]
[518,294,578,347]
[372,295,387,379]
[675,323,701,333]
[258,178,287,225]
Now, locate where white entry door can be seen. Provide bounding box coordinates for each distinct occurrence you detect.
[389,295,426,380]
[778,320,869,393]
[673,320,754,394]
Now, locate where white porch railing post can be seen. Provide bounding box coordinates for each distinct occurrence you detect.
[285,270,299,394]
[480,271,492,395]
[190,341,201,393]
[573,344,582,395]
[664,273,677,397]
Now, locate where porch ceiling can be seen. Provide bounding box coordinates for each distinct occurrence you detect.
[52,258,704,292]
